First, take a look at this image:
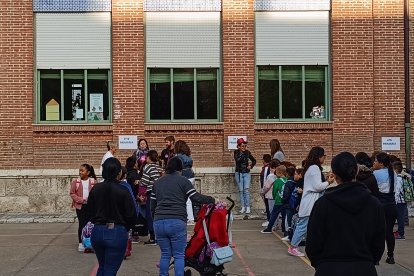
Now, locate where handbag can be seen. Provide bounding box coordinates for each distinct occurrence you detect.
[202,218,233,266]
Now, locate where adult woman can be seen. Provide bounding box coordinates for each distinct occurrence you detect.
[133,138,149,171]
[234,138,256,214]
[174,140,196,224]
[306,152,385,276]
[100,141,117,174]
[151,157,215,276]
[70,163,96,252]
[88,158,137,275]
[270,138,285,162]
[288,146,334,257]
[355,152,379,196]
[373,152,398,264]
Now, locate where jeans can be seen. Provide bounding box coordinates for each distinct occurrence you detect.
[290,216,309,247]
[285,208,294,232]
[396,203,407,236]
[235,172,251,207]
[384,204,397,256]
[265,204,283,231]
[75,204,89,243]
[91,224,128,276]
[144,194,155,240]
[154,219,187,276]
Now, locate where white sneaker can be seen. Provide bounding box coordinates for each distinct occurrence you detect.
[240,207,246,213]
[281,236,290,241]
[261,221,269,227]
[78,243,85,252]
[245,207,251,214]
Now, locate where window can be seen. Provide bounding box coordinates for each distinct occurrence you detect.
[147,68,220,122]
[37,69,110,123]
[257,65,329,121]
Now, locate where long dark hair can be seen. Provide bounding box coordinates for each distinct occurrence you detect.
[174,140,191,156]
[303,146,325,176]
[81,163,97,180]
[355,152,373,168]
[269,139,284,157]
[376,152,395,192]
[331,152,358,183]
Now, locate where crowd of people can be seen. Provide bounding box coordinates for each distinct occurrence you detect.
[69,136,414,275]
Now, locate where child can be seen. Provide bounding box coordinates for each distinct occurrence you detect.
[160,135,175,169]
[261,159,280,227]
[261,165,287,233]
[125,156,141,243]
[281,166,297,240]
[260,154,272,226]
[69,164,96,252]
[393,161,408,240]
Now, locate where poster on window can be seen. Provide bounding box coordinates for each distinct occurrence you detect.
[72,84,82,120]
[90,93,104,112]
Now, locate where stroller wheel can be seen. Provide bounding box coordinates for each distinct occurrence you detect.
[184,269,192,276]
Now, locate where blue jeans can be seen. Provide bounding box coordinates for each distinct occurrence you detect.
[235,172,251,207]
[265,204,283,231]
[291,216,309,247]
[91,224,128,276]
[144,193,155,240]
[396,203,407,236]
[154,219,187,276]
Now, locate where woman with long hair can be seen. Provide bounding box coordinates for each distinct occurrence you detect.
[174,140,196,225]
[355,152,379,196]
[288,146,334,257]
[134,138,150,172]
[269,138,285,162]
[373,152,398,264]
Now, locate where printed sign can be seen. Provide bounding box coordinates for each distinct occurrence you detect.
[228,135,247,150]
[381,137,400,151]
[118,135,138,150]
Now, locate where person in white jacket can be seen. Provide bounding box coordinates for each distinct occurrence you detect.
[288,146,334,257]
[260,159,279,227]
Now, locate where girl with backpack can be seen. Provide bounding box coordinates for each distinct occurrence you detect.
[70,163,97,252]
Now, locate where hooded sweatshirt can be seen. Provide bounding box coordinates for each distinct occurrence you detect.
[306,182,385,270]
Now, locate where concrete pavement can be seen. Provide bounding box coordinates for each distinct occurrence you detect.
[0,220,414,275]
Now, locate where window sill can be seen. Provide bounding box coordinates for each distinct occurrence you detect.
[33,124,113,133]
[254,121,333,131]
[144,123,224,132]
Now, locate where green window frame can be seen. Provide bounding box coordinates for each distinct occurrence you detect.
[256,65,330,121]
[146,68,221,122]
[36,69,112,124]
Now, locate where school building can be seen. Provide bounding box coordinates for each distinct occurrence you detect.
[0,0,413,212]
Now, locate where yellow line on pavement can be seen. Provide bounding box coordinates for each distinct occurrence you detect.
[272,231,312,267]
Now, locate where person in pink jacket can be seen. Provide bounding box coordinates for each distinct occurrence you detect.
[70,163,97,252]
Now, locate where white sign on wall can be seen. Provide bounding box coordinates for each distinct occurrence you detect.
[118,135,138,150]
[381,137,400,151]
[228,135,247,150]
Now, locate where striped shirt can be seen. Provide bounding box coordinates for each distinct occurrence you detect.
[140,163,162,192]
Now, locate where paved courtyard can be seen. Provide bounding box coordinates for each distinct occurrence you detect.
[1,219,414,275]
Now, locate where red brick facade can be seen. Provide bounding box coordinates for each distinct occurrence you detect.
[0,0,412,170]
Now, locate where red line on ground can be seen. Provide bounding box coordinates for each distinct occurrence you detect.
[89,263,98,276]
[232,241,256,276]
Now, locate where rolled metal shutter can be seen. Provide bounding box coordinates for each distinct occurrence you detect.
[146,12,220,68]
[256,11,329,65]
[35,13,111,69]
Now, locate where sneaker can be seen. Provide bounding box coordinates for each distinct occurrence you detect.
[131,236,140,244]
[187,220,195,226]
[144,239,157,246]
[281,236,290,241]
[245,207,251,214]
[260,228,272,234]
[261,210,267,214]
[395,235,406,240]
[386,256,395,264]
[288,247,305,257]
[78,243,85,252]
[239,207,246,214]
[261,221,269,227]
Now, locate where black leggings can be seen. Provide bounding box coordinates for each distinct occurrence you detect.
[383,204,397,257]
[76,204,89,243]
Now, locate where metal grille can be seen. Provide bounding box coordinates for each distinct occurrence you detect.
[33,0,111,12]
[254,0,330,11]
[144,0,221,11]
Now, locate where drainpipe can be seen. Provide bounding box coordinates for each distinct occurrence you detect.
[404,0,412,170]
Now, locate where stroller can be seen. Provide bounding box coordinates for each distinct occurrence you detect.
[183,197,235,276]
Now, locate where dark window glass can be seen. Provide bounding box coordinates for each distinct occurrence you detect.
[258,66,279,119]
[40,70,61,121]
[87,70,109,121]
[197,69,217,120]
[150,68,171,120]
[173,68,194,120]
[282,66,302,119]
[305,66,326,119]
[63,70,84,121]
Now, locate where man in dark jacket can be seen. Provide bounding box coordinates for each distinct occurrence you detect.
[306,152,385,276]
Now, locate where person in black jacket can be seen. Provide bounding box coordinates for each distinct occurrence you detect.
[306,152,385,276]
[234,138,256,214]
[355,152,380,196]
[88,157,138,276]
